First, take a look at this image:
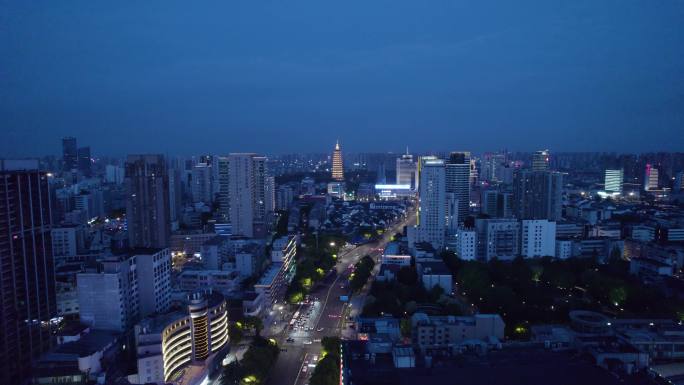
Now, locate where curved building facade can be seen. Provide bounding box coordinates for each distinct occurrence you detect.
[135,291,228,383]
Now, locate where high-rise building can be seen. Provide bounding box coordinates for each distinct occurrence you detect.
[604,169,623,194]
[396,152,418,190]
[532,149,550,171]
[520,220,556,258]
[331,140,344,181]
[62,136,78,171]
[217,156,230,223]
[228,153,272,238]
[445,152,471,223]
[191,162,212,204]
[644,164,659,191]
[125,155,171,248]
[77,146,92,177]
[412,157,446,250]
[513,170,563,221]
[0,160,57,383]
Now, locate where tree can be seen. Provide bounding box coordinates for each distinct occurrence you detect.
[229,323,244,344]
[400,318,412,337]
[397,266,418,285]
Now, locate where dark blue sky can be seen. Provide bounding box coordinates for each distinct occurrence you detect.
[2,0,683,156]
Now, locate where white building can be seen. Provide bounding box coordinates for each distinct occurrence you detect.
[418,261,453,294]
[520,220,556,258]
[555,239,574,259]
[644,164,659,191]
[135,248,171,318]
[396,153,418,190]
[51,225,83,265]
[77,256,139,332]
[455,228,476,260]
[604,169,623,194]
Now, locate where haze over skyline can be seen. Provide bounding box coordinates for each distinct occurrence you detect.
[2,0,683,157]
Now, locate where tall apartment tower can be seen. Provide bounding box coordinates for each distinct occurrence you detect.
[217,157,230,223]
[396,151,418,190]
[413,157,446,250]
[0,160,56,383]
[331,140,344,181]
[445,152,471,224]
[604,169,624,194]
[228,153,272,238]
[125,155,171,248]
[62,136,78,171]
[644,164,659,191]
[513,170,563,221]
[191,162,212,204]
[532,150,550,171]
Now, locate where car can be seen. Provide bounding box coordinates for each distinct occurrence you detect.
[280,348,288,352]
[313,355,319,361]
[302,366,308,373]
[303,340,313,345]
[286,338,295,343]
[316,327,324,332]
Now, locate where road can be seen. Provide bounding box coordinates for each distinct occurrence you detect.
[267,207,417,385]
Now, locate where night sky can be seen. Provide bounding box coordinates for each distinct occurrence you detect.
[2,0,683,156]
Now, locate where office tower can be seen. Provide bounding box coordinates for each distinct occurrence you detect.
[445,152,471,224]
[520,220,556,258]
[136,248,171,318]
[413,157,446,250]
[604,169,623,194]
[475,218,520,261]
[62,136,78,171]
[0,160,57,383]
[228,153,272,238]
[125,155,171,248]
[331,140,344,181]
[217,157,230,222]
[513,170,563,221]
[77,146,92,177]
[396,152,418,190]
[481,190,513,218]
[532,149,550,171]
[644,164,659,191]
[191,162,212,204]
[77,256,139,331]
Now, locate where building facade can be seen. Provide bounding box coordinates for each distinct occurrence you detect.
[0,160,57,383]
[125,154,171,249]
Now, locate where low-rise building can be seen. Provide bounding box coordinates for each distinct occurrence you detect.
[418,261,453,294]
[411,312,505,355]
